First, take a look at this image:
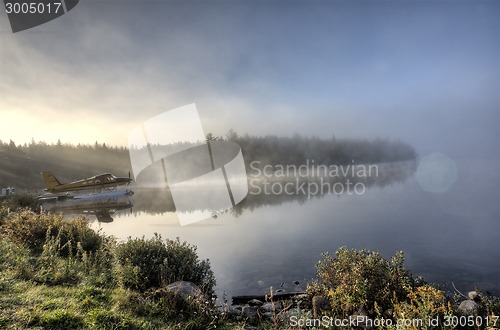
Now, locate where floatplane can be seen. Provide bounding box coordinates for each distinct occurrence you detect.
[37,171,134,202]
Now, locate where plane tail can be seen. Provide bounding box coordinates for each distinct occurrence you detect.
[41,171,62,191]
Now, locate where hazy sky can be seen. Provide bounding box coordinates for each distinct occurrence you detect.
[0,0,498,159]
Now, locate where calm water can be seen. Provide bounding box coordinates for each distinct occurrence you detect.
[55,159,499,299]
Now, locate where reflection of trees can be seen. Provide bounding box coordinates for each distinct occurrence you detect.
[129,188,176,214]
[128,161,417,217]
[232,160,417,216]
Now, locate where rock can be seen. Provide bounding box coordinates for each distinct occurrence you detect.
[248,299,263,307]
[312,295,330,317]
[262,311,274,319]
[227,305,242,317]
[261,301,282,313]
[458,300,479,316]
[261,302,273,312]
[242,305,259,319]
[165,281,204,301]
[468,291,480,302]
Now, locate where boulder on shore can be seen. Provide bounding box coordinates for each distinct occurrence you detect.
[165,281,204,301]
[457,300,479,316]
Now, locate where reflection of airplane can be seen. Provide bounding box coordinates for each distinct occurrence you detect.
[44,199,133,223]
[42,171,132,193]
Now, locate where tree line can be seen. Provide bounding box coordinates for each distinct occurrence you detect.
[0,139,131,190]
[0,132,416,190]
[222,129,417,168]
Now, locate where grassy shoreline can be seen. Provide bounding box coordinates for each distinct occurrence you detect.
[1,196,499,329]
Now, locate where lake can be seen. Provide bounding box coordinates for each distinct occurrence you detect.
[47,158,499,299]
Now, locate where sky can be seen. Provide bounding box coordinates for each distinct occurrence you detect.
[0,0,498,160]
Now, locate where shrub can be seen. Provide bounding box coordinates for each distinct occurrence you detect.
[0,239,30,271]
[0,211,117,287]
[162,237,215,294]
[0,237,36,280]
[115,234,168,292]
[392,285,452,329]
[0,206,9,224]
[0,194,37,212]
[79,236,118,288]
[32,228,83,285]
[2,210,103,256]
[310,247,419,316]
[115,234,216,294]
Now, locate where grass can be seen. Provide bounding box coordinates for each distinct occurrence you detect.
[0,203,227,329]
[0,240,159,329]
[0,280,197,329]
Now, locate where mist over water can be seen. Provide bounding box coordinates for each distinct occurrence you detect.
[68,159,500,299]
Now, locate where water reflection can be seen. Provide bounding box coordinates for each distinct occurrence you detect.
[42,198,133,223]
[233,161,417,215]
[38,160,500,299]
[128,161,417,218]
[43,160,416,222]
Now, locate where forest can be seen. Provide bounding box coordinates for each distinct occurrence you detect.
[0,131,417,190]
